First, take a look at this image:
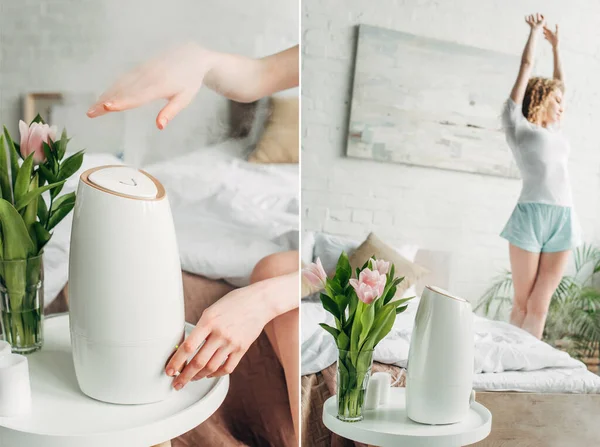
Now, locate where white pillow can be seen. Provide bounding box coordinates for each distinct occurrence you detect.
[313,232,419,273]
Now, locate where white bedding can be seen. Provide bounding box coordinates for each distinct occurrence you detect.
[44,140,299,306]
[301,296,600,393]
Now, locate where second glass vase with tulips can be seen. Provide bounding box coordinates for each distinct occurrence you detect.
[303,253,413,422]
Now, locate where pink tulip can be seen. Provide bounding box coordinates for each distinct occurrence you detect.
[349,268,387,304]
[302,258,327,289]
[370,258,390,275]
[19,120,57,164]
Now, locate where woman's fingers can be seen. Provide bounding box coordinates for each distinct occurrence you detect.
[191,347,230,381]
[165,323,211,379]
[173,334,222,390]
[207,350,244,378]
[156,91,195,130]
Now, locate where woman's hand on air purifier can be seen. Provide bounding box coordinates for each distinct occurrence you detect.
[525,13,545,30]
[165,285,275,389]
[86,43,299,130]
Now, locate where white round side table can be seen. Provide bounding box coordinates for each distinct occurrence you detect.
[323,388,492,447]
[0,314,229,447]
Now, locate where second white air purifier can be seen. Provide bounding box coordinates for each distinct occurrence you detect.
[406,285,474,425]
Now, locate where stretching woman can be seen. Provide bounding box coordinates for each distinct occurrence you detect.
[501,14,580,339]
[88,44,300,440]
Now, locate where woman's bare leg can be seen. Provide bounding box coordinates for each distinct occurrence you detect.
[250,251,299,442]
[522,250,570,339]
[509,244,540,327]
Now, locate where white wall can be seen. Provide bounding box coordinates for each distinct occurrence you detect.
[302,0,600,305]
[0,0,298,165]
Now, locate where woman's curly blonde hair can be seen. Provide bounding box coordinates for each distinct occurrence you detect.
[522,77,564,124]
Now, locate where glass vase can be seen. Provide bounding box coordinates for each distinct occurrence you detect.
[0,255,44,354]
[336,349,374,422]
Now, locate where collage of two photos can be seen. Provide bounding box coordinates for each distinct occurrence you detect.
[0,1,600,446]
[300,1,600,446]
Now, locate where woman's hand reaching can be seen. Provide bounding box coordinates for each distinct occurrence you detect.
[543,24,559,48]
[87,43,298,130]
[525,13,545,30]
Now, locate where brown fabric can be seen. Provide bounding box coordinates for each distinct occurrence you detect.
[301,362,406,447]
[46,272,294,447]
[349,233,429,298]
[248,97,299,164]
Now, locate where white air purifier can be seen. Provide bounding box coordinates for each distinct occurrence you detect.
[406,285,475,425]
[68,165,185,404]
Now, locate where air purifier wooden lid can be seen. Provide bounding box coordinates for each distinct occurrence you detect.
[83,165,165,200]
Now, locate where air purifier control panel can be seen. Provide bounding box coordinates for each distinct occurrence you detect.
[88,166,158,199]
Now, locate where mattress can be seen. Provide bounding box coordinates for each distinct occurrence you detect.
[474,366,600,394]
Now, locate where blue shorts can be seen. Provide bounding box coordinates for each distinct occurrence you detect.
[500,203,582,253]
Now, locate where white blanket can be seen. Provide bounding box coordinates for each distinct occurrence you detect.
[44,140,299,306]
[301,296,589,381]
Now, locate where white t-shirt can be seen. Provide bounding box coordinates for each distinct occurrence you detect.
[502,98,572,207]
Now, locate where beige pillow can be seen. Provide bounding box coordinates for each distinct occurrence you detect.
[248,97,299,164]
[349,233,429,298]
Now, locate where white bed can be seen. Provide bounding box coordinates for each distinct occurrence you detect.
[43,139,299,306]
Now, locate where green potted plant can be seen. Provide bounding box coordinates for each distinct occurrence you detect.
[303,253,413,421]
[0,115,84,353]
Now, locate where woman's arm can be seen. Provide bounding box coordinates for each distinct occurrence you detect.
[164,270,299,389]
[510,13,545,104]
[204,45,299,103]
[87,43,299,129]
[544,24,563,83]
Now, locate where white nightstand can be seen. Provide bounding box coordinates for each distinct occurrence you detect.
[0,314,229,447]
[323,387,491,447]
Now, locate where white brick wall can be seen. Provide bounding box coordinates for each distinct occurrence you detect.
[302,0,600,304]
[0,0,298,165]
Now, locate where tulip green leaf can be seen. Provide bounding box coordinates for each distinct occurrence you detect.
[15,180,66,212]
[30,114,45,125]
[396,305,408,314]
[32,222,51,254]
[319,323,340,341]
[350,301,364,354]
[334,251,352,286]
[0,199,35,259]
[47,200,74,231]
[38,164,57,184]
[325,277,343,298]
[14,153,34,204]
[42,142,54,168]
[335,293,350,318]
[37,195,48,226]
[3,126,20,188]
[50,184,64,200]
[58,150,84,181]
[0,135,12,203]
[57,129,69,161]
[51,192,76,212]
[23,174,39,243]
[363,306,396,351]
[320,293,340,321]
[336,330,350,351]
[358,303,375,348]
